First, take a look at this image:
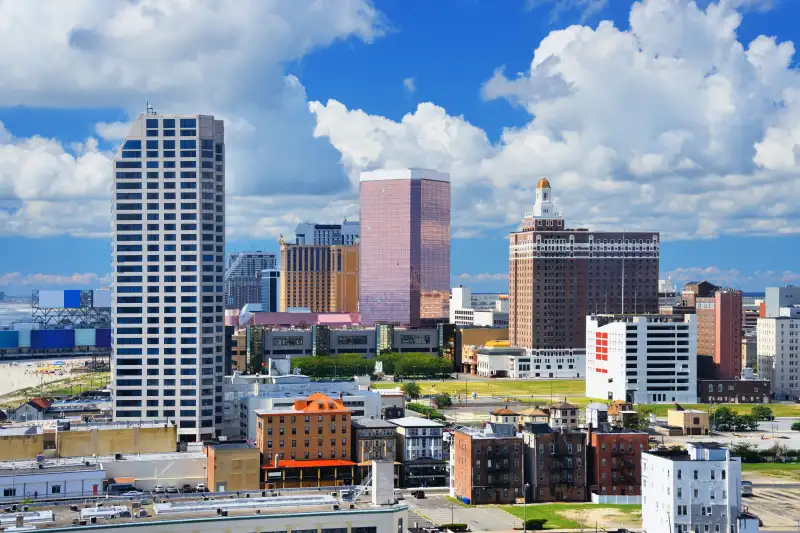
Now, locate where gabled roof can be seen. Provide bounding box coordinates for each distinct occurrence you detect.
[490,408,518,416]
[27,398,52,411]
[551,401,577,410]
[519,408,548,417]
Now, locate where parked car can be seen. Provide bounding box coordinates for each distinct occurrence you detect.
[195,483,206,492]
[153,485,166,494]
[394,490,404,500]
[166,486,179,494]
[121,491,141,497]
[181,484,194,493]
[741,481,753,496]
[411,490,426,499]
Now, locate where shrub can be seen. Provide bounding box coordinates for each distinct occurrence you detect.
[791,422,800,431]
[524,519,548,530]
[441,524,469,532]
[406,403,446,420]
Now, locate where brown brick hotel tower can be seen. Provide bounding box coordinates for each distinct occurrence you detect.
[508,178,660,376]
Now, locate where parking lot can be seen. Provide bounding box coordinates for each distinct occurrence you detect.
[403,493,521,532]
[744,487,800,528]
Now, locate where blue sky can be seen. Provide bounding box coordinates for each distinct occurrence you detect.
[1,0,799,296]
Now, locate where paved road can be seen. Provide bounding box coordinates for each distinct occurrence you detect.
[404,494,520,531]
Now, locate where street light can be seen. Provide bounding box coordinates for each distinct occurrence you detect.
[522,483,530,533]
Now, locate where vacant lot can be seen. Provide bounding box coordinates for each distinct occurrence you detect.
[371,379,586,398]
[503,503,641,530]
[742,462,800,480]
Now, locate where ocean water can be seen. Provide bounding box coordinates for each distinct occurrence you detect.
[0,301,32,326]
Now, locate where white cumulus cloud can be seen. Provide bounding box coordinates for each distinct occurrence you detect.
[311,0,800,241]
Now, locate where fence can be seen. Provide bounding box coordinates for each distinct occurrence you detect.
[590,493,641,505]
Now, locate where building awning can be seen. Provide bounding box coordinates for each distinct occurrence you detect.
[110,477,135,484]
[262,459,356,470]
[357,461,401,466]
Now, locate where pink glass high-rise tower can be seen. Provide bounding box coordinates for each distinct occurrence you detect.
[359,168,451,327]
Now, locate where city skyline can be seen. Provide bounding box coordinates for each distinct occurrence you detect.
[2,0,800,295]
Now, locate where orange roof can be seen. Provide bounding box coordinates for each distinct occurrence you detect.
[263,459,356,470]
[491,408,518,416]
[293,392,349,413]
[28,398,51,410]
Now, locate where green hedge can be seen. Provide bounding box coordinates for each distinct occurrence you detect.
[290,352,452,379]
[440,524,469,532]
[406,403,446,420]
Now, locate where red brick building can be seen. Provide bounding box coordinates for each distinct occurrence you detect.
[453,423,523,504]
[523,426,587,502]
[587,429,648,497]
[508,178,659,376]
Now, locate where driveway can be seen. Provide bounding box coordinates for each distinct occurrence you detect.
[405,494,520,531]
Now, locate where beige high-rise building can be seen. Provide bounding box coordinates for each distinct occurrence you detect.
[279,241,359,313]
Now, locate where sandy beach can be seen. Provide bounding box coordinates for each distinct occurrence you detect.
[0,358,93,397]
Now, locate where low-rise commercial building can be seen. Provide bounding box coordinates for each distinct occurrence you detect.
[666,409,709,436]
[390,417,446,487]
[587,429,648,500]
[352,418,398,484]
[206,441,261,492]
[452,423,523,505]
[0,462,408,533]
[256,393,355,488]
[0,459,106,500]
[642,443,758,533]
[697,379,770,404]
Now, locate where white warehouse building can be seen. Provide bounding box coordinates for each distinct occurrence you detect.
[586,314,697,404]
[642,442,759,533]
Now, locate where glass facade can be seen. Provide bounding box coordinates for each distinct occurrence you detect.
[359,170,450,326]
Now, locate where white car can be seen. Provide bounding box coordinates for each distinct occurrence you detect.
[153,485,166,494]
[121,491,141,497]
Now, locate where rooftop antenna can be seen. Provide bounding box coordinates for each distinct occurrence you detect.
[146,100,156,115]
[621,231,625,314]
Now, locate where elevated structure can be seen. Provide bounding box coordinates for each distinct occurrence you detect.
[32,290,111,329]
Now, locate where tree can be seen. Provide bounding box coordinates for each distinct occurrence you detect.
[731,443,759,462]
[751,405,773,421]
[626,406,654,431]
[574,509,589,533]
[432,392,453,409]
[735,414,759,432]
[711,406,736,431]
[791,421,800,431]
[402,381,422,400]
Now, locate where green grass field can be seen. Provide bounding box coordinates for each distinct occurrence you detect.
[0,372,110,408]
[742,462,800,479]
[503,504,641,529]
[371,379,586,398]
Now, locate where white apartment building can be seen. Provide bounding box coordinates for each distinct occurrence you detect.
[450,286,509,327]
[586,314,698,404]
[221,370,381,439]
[756,306,800,399]
[642,443,759,533]
[112,112,226,442]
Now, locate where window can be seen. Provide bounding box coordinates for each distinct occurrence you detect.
[2,488,16,497]
[51,485,62,494]
[693,470,698,480]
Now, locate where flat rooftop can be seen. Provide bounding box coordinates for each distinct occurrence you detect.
[0,451,206,473]
[388,417,443,428]
[11,492,406,531]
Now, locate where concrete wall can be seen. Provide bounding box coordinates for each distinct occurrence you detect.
[102,454,206,491]
[0,432,44,461]
[57,425,177,457]
[0,468,106,500]
[207,446,261,492]
[37,506,408,533]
